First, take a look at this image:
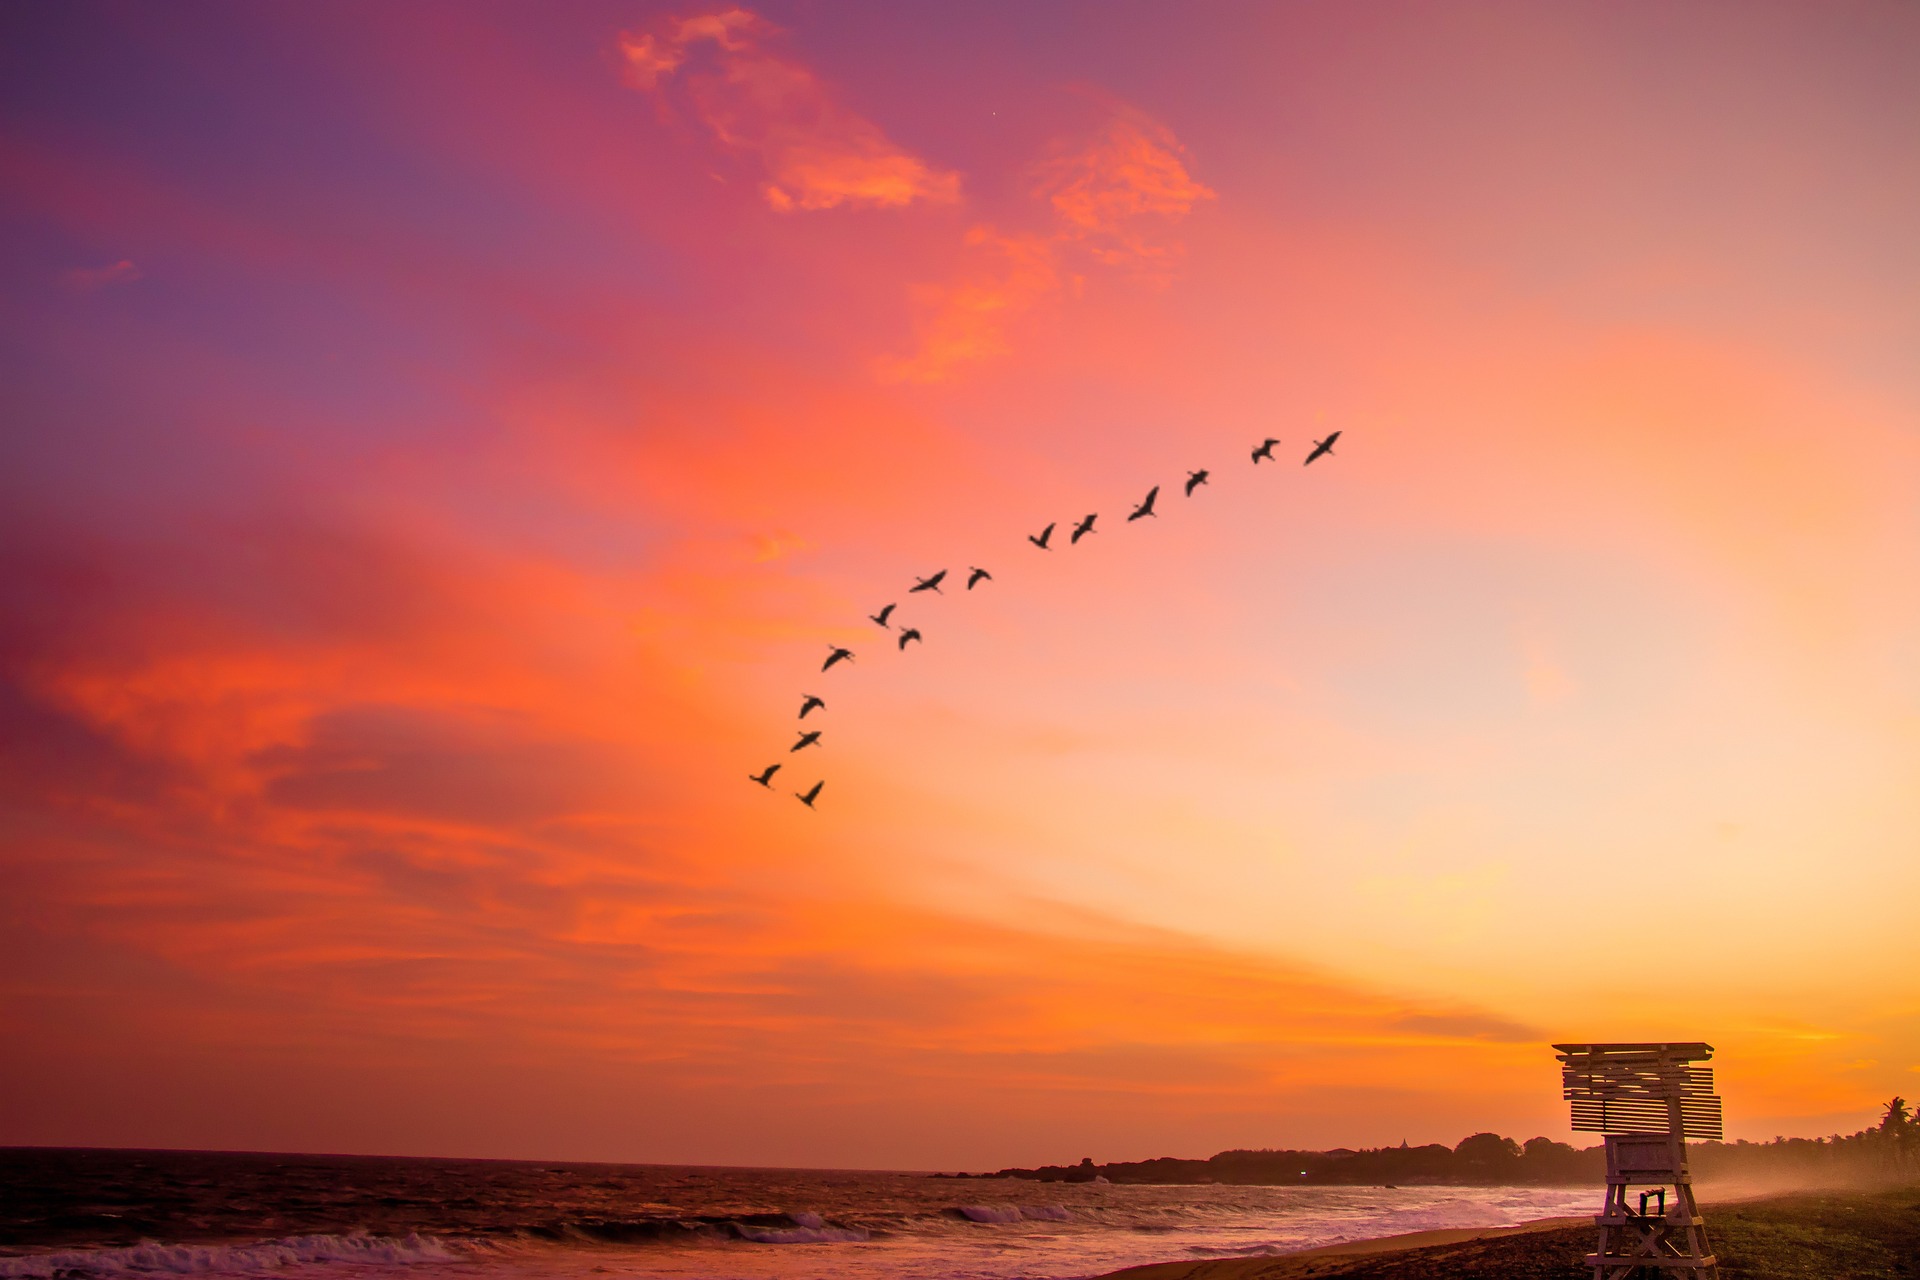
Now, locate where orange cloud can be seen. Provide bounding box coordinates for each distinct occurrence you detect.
[609,19,1212,380]
[619,8,960,212]
[878,226,1060,383]
[886,106,1217,380]
[1038,108,1216,269]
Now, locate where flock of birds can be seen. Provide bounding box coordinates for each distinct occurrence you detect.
[751,431,1343,808]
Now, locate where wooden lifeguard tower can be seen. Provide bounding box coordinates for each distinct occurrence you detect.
[1554,1042,1722,1279]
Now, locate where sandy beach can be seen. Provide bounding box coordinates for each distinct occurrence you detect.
[1093,1185,1920,1280]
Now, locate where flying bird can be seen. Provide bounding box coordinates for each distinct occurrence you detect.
[791,730,821,752]
[1029,522,1055,550]
[1071,513,1098,544]
[1185,469,1209,496]
[1251,438,1280,464]
[822,646,853,671]
[967,567,991,589]
[1304,431,1342,465]
[798,694,825,719]
[910,570,947,594]
[1128,486,1159,521]
[869,603,896,628]
[749,763,781,787]
[898,627,923,650]
[795,780,823,808]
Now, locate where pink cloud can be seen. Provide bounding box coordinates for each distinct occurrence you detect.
[619,8,960,212]
[878,226,1061,383]
[886,105,1217,380]
[1037,108,1216,269]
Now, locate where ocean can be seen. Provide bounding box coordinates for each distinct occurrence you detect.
[0,1150,1596,1280]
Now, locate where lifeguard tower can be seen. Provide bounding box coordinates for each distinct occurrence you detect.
[1554,1042,1722,1279]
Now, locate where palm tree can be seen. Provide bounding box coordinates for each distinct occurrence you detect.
[1881,1097,1914,1167]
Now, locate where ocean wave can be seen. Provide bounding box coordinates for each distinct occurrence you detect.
[1018,1207,1072,1222]
[516,1210,873,1248]
[734,1227,871,1245]
[952,1207,1023,1224]
[1184,1243,1292,1258]
[0,1233,455,1279]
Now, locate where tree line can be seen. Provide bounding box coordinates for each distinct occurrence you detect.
[962,1099,1919,1186]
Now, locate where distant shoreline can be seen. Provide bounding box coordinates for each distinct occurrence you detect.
[968,1127,1910,1188]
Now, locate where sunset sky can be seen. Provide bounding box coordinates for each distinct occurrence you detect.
[3,2,1917,1169]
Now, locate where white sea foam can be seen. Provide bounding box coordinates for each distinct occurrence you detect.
[954,1206,1023,1224]
[0,1234,455,1279]
[1185,1243,1291,1257]
[735,1227,871,1244]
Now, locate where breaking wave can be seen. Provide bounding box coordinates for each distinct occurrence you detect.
[947,1205,1072,1224]
[735,1226,871,1244]
[952,1206,1022,1224]
[0,1234,455,1280]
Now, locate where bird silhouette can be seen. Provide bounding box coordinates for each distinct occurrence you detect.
[791,730,821,752]
[823,646,854,671]
[1185,469,1209,496]
[1128,486,1160,521]
[795,780,823,808]
[1071,513,1098,543]
[869,603,896,628]
[967,567,991,589]
[1029,522,1056,550]
[749,763,781,787]
[798,694,825,719]
[1304,431,1342,465]
[898,627,923,650]
[910,570,947,593]
[1251,438,1280,463]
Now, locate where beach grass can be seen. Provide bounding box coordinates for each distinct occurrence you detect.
[1097,1185,1920,1280]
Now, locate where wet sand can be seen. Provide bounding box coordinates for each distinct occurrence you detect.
[1092,1185,1920,1280]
